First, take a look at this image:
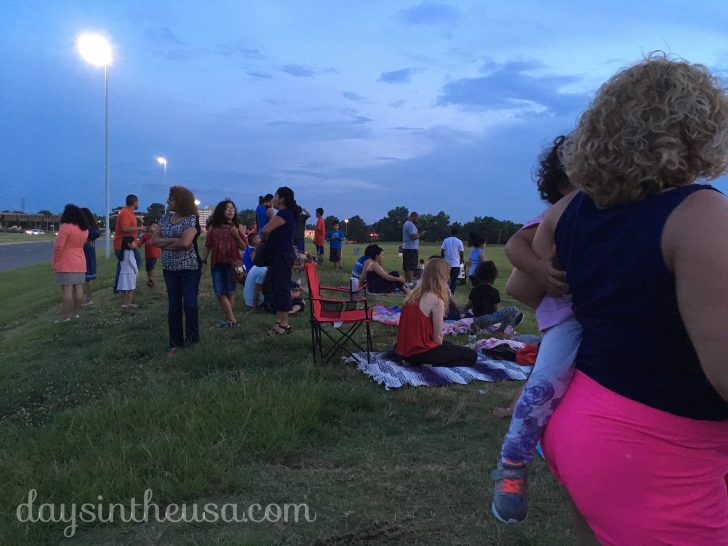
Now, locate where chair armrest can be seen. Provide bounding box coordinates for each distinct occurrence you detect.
[319,285,350,293]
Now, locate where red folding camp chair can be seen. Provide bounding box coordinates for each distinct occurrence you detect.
[304,262,372,364]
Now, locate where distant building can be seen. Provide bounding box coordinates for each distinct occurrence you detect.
[198,206,213,228]
[0,212,60,230]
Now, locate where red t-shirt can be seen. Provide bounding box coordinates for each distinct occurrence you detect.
[204,225,242,268]
[138,233,161,259]
[114,206,138,250]
[314,217,325,245]
[395,300,439,357]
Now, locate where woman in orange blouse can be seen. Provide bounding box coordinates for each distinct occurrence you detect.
[51,204,89,321]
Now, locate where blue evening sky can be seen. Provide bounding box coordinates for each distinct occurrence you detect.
[2,0,728,223]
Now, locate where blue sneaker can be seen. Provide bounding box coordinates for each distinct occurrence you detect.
[491,463,528,524]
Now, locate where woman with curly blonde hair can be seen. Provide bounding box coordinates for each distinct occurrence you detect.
[395,258,477,366]
[507,54,728,543]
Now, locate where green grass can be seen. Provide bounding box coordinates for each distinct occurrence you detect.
[0,232,56,243]
[0,242,572,545]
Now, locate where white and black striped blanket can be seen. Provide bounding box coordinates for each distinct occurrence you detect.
[344,351,532,390]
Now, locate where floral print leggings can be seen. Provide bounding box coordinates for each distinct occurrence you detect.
[500,317,583,465]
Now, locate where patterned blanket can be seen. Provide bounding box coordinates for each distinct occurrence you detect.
[371,305,515,336]
[344,349,532,390]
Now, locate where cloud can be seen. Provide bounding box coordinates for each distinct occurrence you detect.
[378,68,422,84]
[398,2,460,26]
[144,27,185,47]
[278,64,336,78]
[214,44,265,60]
[342,91,365,102]
[247,71,273,80]
[437,60,588,115]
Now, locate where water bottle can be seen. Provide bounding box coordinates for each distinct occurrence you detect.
[350,277,359,300]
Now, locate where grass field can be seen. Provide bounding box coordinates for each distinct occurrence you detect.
[0,242,573,545]
[0,232,57,244]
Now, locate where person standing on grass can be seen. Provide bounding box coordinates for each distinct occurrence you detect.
[295,206,311,253]
[117,236,139,308]
[80,207,100,306]
[261,186,299,336]
[153,186,202,356]
[255,194,275,232]
[467,232,487,284]
[326,220,345,270]
[113,194,143,293]
[138,220,161,288]
[441,227,464,293]
[510,56,728,543]
[200,199,248,328]
[402,211,425,285]
[51,204,89,322]
[313,208,326,262]
[395,258,477,366]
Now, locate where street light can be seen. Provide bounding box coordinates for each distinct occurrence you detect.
[344,218,349,237]
[156,156,167,176]
[77,32,113,258]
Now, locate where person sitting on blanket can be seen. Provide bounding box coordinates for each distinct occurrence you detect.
[462,261,523,335]
[351,244,378,282]
[395,258,477,366]
[360,245,410,294]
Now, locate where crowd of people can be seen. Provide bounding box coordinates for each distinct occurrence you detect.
[48,54,728,543]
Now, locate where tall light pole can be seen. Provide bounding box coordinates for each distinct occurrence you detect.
[344,218,349,238]
[156,156,168,177]
[78,33,113,258]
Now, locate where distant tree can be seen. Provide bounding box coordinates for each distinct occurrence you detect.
[372,206,409,241]
[37,209,53,215]
[324,215,340,229]
[462,216,521,245]
[146,202,167,222]
[238,208,257,229]
[344,215,370,242]
[418,211,450,242]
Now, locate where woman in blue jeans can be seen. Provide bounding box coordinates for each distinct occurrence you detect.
[153,185,202,356]
[261,186,299,336]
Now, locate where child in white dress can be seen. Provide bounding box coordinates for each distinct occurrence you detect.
[117,236,139,308]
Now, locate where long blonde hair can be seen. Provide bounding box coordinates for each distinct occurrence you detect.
[404,258,450,306]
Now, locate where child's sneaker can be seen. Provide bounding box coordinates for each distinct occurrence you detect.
[491,462,528,524]
[513,312,524,327]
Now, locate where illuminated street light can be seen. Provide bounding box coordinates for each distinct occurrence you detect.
[77,32,113,258]
[156,156,167,176]
[344,218,349,238]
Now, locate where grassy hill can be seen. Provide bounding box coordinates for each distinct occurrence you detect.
[0,242,573,545]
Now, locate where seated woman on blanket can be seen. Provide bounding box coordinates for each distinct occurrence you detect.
[395,258,478,366]
[359,245,409,294]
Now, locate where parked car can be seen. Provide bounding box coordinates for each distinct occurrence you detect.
[25,229,46,235]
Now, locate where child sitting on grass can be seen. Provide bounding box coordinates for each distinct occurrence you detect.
[117,236,139,308]
[462,261,523,335]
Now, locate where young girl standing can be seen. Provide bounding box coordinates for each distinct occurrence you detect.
[117,236,139,308]
[467,232,487,284]
[395,258,477,366]
[201,200,248,328]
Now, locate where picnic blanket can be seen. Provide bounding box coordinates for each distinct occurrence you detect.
[371,305,516,336]
[344,348,532,389]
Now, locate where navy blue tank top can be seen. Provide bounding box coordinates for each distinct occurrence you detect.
[555,184,727,421]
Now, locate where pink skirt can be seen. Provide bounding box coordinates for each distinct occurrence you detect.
[542,371,728,545]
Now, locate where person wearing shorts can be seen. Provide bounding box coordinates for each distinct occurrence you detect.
[402,211,424,284]
[326,220,344,270]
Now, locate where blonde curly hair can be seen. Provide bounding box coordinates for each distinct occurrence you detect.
[561,53,728,207]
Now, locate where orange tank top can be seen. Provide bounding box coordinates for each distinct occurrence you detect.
[396,300,439,357]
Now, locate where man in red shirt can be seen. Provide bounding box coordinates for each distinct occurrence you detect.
[113,194,143,292]
[314,207,325,263]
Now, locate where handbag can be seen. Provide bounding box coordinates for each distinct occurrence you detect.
[253,241,268,267]
[233,265,247,284]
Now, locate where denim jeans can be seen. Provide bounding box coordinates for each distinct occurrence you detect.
[163,268,201,348]
[473,306,521,331]
[449,266,460,294]
[500,317,582,465]
[114,248,141,293]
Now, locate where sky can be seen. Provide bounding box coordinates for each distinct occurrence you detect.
[2,0,728,224]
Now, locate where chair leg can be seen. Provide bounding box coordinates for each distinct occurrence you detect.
[310,320,317,364]
[365,320,372,363]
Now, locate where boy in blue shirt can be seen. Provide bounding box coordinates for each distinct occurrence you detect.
[325,220,346,270]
